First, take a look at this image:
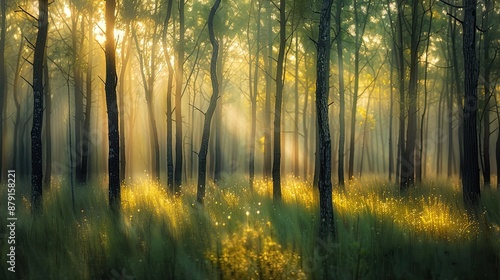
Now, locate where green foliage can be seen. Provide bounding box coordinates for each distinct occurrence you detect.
[1,177,499,279]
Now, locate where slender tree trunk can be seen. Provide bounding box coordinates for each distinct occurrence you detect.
[32,0,49,213]
[316,0,335,242]
[462,0,480,212]
[12,34,23,173]
[175,0,185,192]
[105,0,120,209]
[401,0,420,190]
[388,52,394,181]
[272,0,286,201]
[293,33,300,177]
[336,0,345,186]
[197,0,221,204]
[303,60,310,180]
[249,0,261,189]
[162,0,174,191]
[481,0,492,186]
[80,14,95,184]
[396,0,405,187]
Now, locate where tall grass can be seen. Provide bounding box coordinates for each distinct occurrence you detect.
[1,176,499,279]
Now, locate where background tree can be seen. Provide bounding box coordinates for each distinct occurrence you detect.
[0,0,6,183]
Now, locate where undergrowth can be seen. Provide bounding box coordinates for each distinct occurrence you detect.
[1,176,499,279]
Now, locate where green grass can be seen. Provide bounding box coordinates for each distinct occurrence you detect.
[1,176,499,279]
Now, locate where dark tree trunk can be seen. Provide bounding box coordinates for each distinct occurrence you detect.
[12,34,23,173]
[248,0,261,190]
[401,0,420,190]
[336,0,345,186]
[272,0,286,201]
[302,59,310,180]
[174,0,185,193]
[395,0,405,187]
[462,0,480,211]
[162,0,174,191]
[197,0,221,204]
[316,0,335,241]
[105,0,120,209]
[388,49,394,181]
[80,14,95,184]
[72,9,85,183]
[481,0,492,186]
[31,0,48,213]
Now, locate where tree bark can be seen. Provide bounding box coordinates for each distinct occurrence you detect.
[336,0,345,186]
[272,0,286,201]
[162,0,174,191]
[174,0,185,193]
[197,0,221,204]
[462,0,480,212]
[316,0,335,241]
[105,0,120,209]
[31,0,48,213]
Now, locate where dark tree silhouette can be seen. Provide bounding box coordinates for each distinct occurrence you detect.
[462,0,480,211]
[272,0,286,201]
[196,0,221,204]
[174,0,185,193]
[316,0,335,240]
[31,0,49,213]
[162,0,174,191]
[105,0,120,209]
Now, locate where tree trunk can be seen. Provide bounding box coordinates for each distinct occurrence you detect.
[197,0,221,204]
[248,0,261,189]
[80,13,95,184]
[462,0,480,212]
[174,0,185,192]
[32,0,49,213]
[162,0,174,191]
[316,0,335,242]
[481,0,492,186]
[293,33,299,177]
[263,0,273,180]
[272,0,286,201]
[401,0,420,190]
[214,43,223,183]
[336,0,345,186]
[105,0,120,209]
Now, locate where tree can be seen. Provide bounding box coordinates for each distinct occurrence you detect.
[462,0,480,211]
[31,0,49,213]
[316,0,335,240]
[162,0,174,191]
[174,0,185,193]
[196,0,221,204]
[105,0,120,209]
[272,0,286,201]
[336,0,345,186]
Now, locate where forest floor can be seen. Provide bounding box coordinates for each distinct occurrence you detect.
[1,176,499,279]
